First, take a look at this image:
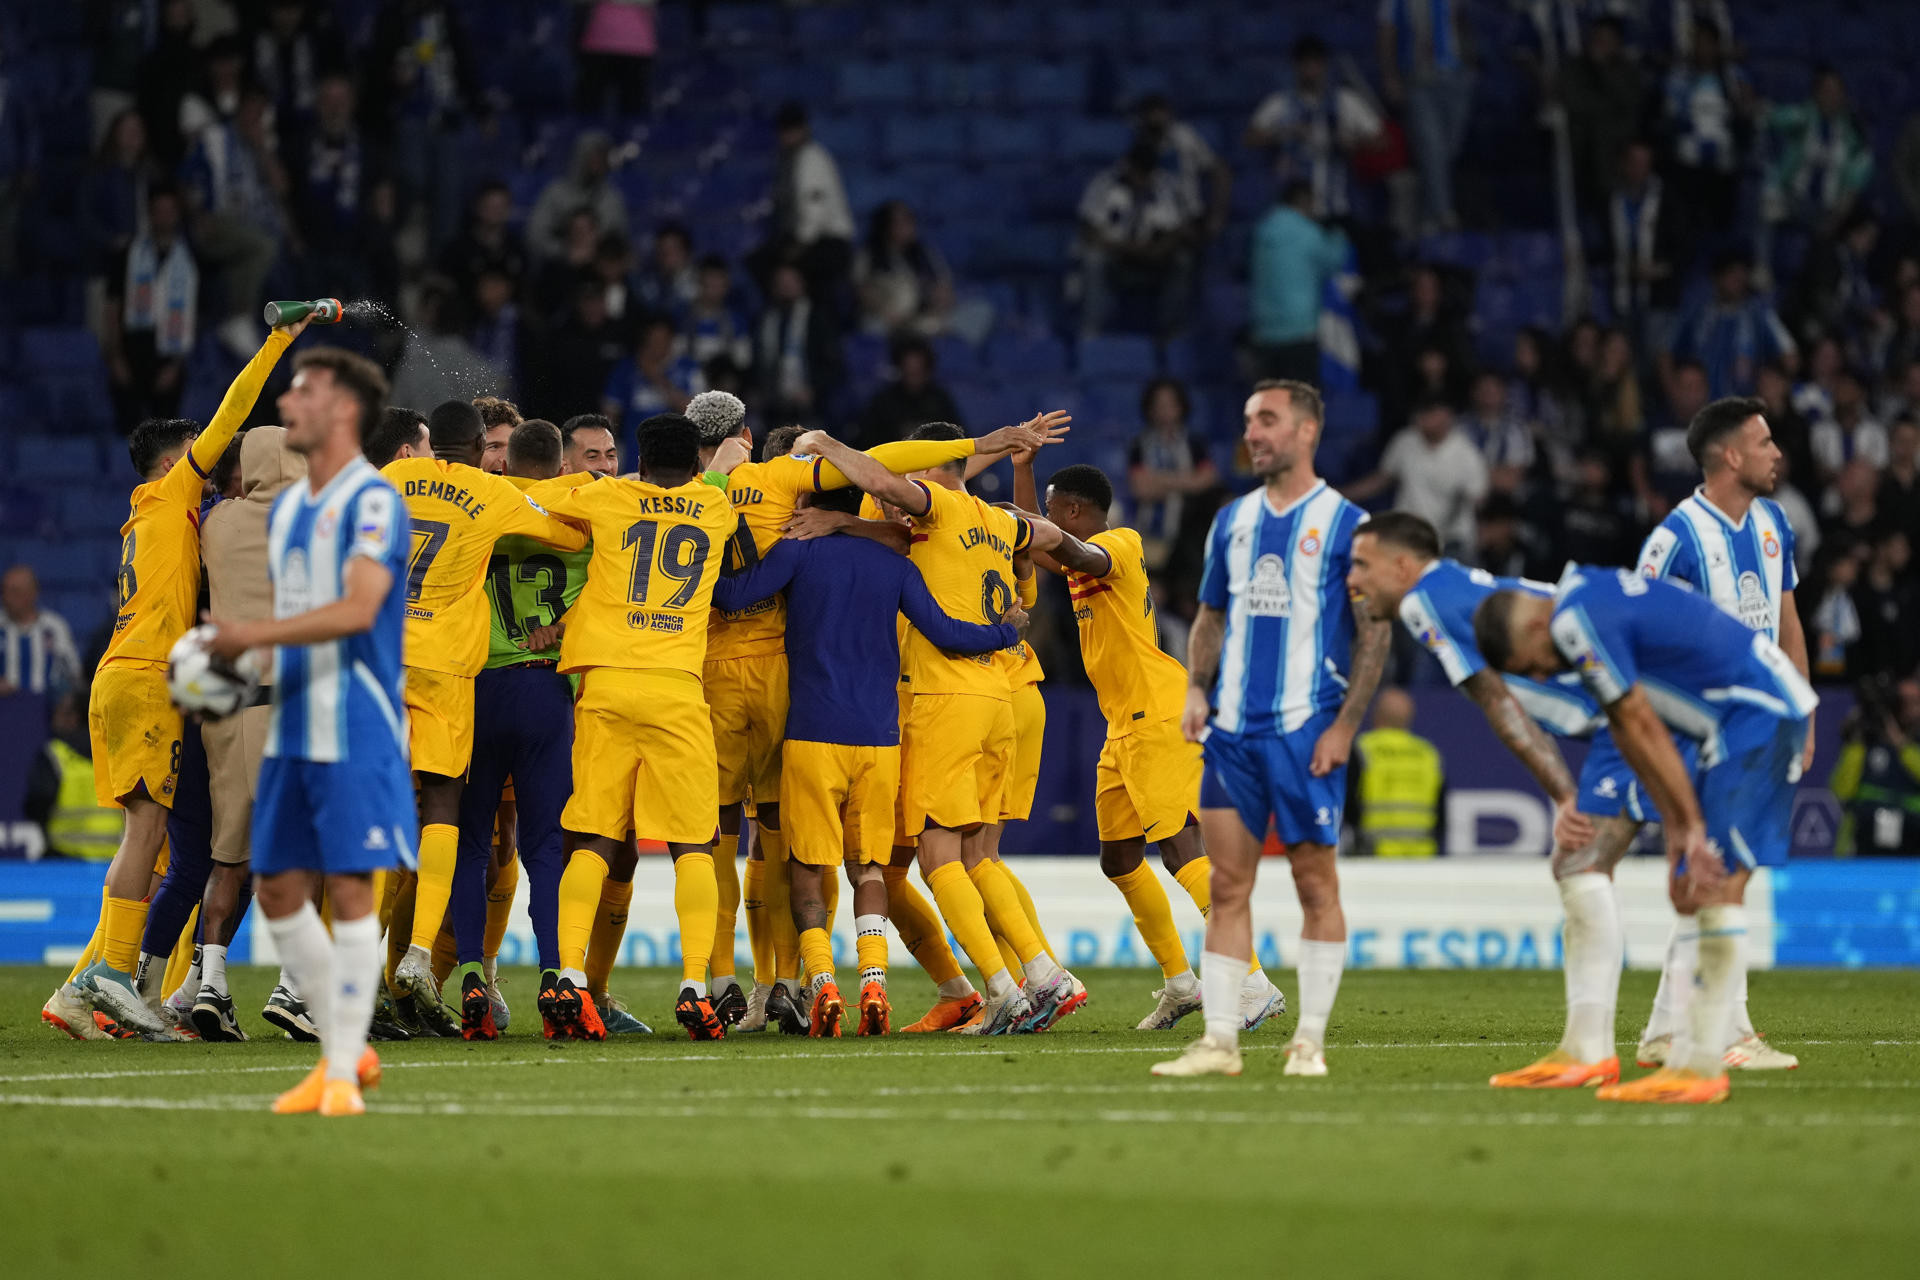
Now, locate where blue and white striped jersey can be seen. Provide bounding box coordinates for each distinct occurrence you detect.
[1549,565,1818,767]
[1198,481,1365,736]
[1396,558,1603,739]
[264,457,411,764]
[1638,489,1797,642]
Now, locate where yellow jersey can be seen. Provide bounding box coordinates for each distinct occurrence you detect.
[904,480,1031,699]
[1067,526,1187,735]
[1007,562,1044,688]
[103,329,295,670]
[707,438,979,662]
[539,475,737,675]
[381,458,589,677]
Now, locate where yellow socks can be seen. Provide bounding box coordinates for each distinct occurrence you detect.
[926,861,1005,982]
[968,860,1045,967]
[759,826,800,980]
[556,850,610,975]
[1001,863,1054,961]
[855,918,888,986]
[408,823,459,951]
[799,926,834,984]
[743,856,771,985]
[102,895,150,974]
[994,932,1023,977]
[673,852,718,987]
[821,868,840,932]
[586,876,633,996]
[385,873,417,983]
[1111,864,1189,979]
[67,886,109,983]
[710,833,740,981]
[883,864,962,986]
[161,904,198,999]
[1173,856,1211,916]
[484,855,519,960]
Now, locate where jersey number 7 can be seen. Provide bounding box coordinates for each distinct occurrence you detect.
[406,520,451,602]
[622,520,712,608]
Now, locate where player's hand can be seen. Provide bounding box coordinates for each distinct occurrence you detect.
[1309,720,1356,777]
[1552,798,1595,852]
[791,429,835,457]
[783,507,854,540]
[1181,686,1212,744]
[1801,717,1817,775]
[978,410,1070,458]
[709,435,750,475]
[202,614,264,661]
[1002,603,1031,637]
[523,621,564,653]
[274,314,314,341]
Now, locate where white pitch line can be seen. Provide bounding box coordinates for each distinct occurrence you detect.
[2,1093,1916,1130]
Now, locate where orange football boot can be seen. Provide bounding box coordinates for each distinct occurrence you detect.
[1490,1052,1621,1089]
[899,993,982,1033]
[1597,1066,1730,1104]
[272,1049,382,1115]
[856,982,891,1036]
[808,980,845,1037]
[549,976,607,1041]
[318,1079,365,1117]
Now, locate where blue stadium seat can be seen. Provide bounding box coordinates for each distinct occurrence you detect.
[1077,334,1156,379]
[790,6,869,50]
[56,484,120,537]
[1220,11,1300,54]
[704,3,785,48]
[1114,63,1173,105]
[15,435,100,481]
[959,6,1045,51]
[929,335,981,380]
[14,536,120,589]
[968,115,1050,164]
[1005,59,1090,110]
[880,6,958,49]
[837,60,916,107]
[920,59,1003,108]
[0,487,48,537]
[20,326,102,374]
[1055,117,1130,163]
[43,588,114,649]
[811,113,876,162]
[1126,8,1214,51]
[986,331,1069,377]
[1044,8,1120,52]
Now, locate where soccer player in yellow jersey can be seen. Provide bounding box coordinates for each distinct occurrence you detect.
[62,319,310,1037]
[690,393,1064,1032]
[538,413,739,1040]
[1015,457,1289,1031]
[379,399,588,1031]
[796,424,1085,1035]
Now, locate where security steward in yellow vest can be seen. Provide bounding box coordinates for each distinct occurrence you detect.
[26,694,125,859]
[1351,688,1443,858]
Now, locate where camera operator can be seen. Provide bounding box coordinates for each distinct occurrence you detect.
[1830,676,1920,855]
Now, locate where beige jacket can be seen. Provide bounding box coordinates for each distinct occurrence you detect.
[202,427,306,680]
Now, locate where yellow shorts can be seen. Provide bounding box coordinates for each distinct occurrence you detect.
[1003,681,1046,821]
[705,652,788,807]
[1095,716,1204,843]
[202,702,270,864]
[563,668,718,845]
[782,739,899,866]
[892,678,916,850]
[903,692,1015,836]
[403,666,474,779]
[87,663,183,808]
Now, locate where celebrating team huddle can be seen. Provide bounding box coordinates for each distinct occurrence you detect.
[42,317,1812,1113]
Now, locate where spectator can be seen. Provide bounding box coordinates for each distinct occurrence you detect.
[1602,139,1683,359]
[1811,370,1890,484]
[245,0,347,145]
[363,0,480,251]
[526,131,630,263]
[1349,688,1445,857]
[102,183,196,430]
[179,35,250,148]
[1850,531,1918,679]
[1794,334,1844,424]
[575,0,657,118]
[855,337,961,449]
[587,231,641,328]
[531,208,605,322]
[1666,253,1795,399]
[1878,416,1920,550]
[1761,68,1873,242]
[749,102,855,304]
[524,280,627,425]
[1796,210,1880,361]
[1660,16,1753,252]
[1808,540,1864,677]
[1558,16,1645,214]
[23,693,123,861]
[468,268,523,398]
[1248,179,1350,385]
[1878,283,1920,385]
[1643,359,1711,512]
[1079,140,1194,339]
[81,109,156,272]
[439,181,528,316]
[635,221,696,317]
[1830,678,1920,855]
[1473,493,1537,580]
[292,72,396,304]
[602,312,697,448]
[1,566,83,700]
[1377,0,1474,233]
[1134,94,1232,238]
[1588,328,1644,447]
[683,254,752,371]
[1897,109,1920,230]
[1460,371,1535,500]
[1374,264,1473,429]
[1507,326,1572,450]
[183,85,290,356]
[1126,377,1220,575]
[1558,447,1636,565]
[134,0,204,168]
[1771,449,1823,580]
[855,200,982,343]
[752,261,842,426]
[390,280,502,409]
[1826,458,1885,543]
[1348,396,1489,556]
[1246,35,1385,222]
[1757,359,1818,497]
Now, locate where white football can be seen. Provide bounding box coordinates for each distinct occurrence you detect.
[167,625,263,719]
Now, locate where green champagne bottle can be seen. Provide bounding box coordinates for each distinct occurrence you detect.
[261,298,345,327]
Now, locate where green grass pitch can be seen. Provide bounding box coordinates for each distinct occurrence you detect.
[2,966,1915,1278]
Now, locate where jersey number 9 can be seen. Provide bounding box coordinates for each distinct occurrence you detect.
[623,520,712,608]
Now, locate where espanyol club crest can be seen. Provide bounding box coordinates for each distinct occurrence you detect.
[1299,527,1321,556]
[1762,530,1780,558]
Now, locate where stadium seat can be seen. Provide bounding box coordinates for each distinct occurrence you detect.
[20,326,103,374]
[1044,8,1120,53]
[959,6,1045,52]
[790,6,869,50]
[986,331,1069,378]
[920,58,1004,108]
[811,112,877,163]
[1076,334,1156,380]
[968,115,1050,164]
[1219,11,1300,54]
[0,487,48,537]
[1055,117,1130,163]
[881,114,967,163]
[880,6,958,50]
[836,60,916,108]
[1125,8,1213,51]
[1005,59,1090,110]
[928,335,980,380]
[704,3,784,48]
[15,434,100,481]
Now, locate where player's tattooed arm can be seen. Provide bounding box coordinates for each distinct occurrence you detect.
[1311,602,1390,776]
[1181,604,1225,742]
[1461,668,1592,849]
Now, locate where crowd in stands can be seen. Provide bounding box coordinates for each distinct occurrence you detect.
[7,1,1920,695]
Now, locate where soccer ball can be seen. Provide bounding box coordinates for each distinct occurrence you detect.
[167,625,264,720]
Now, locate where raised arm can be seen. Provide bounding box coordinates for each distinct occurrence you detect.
[793,431,931,515]
[164,321,306,504]
[1311,603,1391,777]
[963,411,1073,481]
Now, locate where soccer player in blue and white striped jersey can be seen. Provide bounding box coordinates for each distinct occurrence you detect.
[1153,380,1391,1080]
[1633,394,1814,1072]
[206,347,415,1117]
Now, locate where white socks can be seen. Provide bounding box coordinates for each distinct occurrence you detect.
[1733,960,1755,1040]
[684,978,708,998]
[1023,952,1061,985]
[1644,916,1699,1042]
[1201,949,1243,1046]
[936,975,976,1001]
[1556,873,1622,1062]
[203,944,229,996]
[267,903,335,1036]
[325,914,380,1083]
[1166,968,1199,997]
[1686,905,1745,1075]
[1294,938,1345,1047]
[985,969,1019,1001]
[560,965,589,987]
